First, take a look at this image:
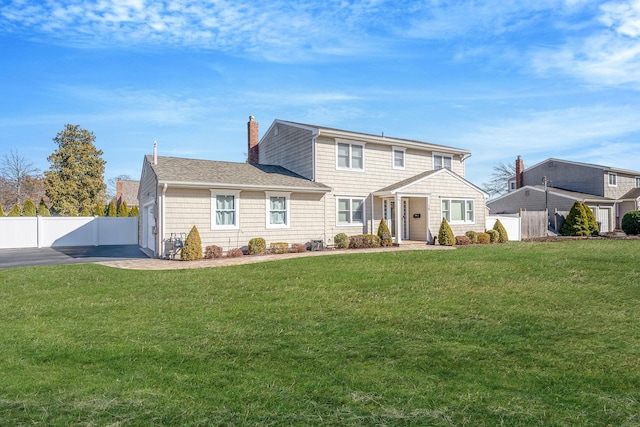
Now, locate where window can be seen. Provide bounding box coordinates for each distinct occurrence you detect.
[337,197,365,225]
[441,199,474,224]
[636,177,640,188]
[393,147,405,170]
[509,180,516,191]
[266,192,290,228]
[608,172,617,187]
[336,142,364,171]
[211,190,240,229]
[434,154,452,170]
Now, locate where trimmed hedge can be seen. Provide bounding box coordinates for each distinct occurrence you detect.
[204,245,223,259]
[486,229,499,243]
[465,230,478,244]
[438,218,455,246]
[248,237,267,255]
[270,242,289,254]
[181,226,203,261]
[455,235,471,246]
[621,210,640,235]
[349,234,381,249]
[477,232,490,244]
[334,233,349,249]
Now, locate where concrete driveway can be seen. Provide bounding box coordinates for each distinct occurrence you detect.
[0,245,149,269]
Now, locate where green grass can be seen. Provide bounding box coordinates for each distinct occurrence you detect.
[1,240,639,426]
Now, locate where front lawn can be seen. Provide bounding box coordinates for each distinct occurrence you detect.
[1,240,638,426]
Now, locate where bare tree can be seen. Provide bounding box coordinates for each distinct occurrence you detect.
[482,161,516,197]
[106,174,133,201]
[0,148,40,207]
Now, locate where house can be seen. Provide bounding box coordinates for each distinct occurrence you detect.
[138,117,488,257]
[116,179,140,209]
[489,157,640,232]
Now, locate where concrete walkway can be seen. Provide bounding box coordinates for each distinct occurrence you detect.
[97,243,453,270]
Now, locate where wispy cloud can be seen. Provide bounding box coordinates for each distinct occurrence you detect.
[531,0,640,89]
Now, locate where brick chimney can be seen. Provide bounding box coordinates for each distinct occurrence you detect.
[247,116,259,164]
[515,155,524,189]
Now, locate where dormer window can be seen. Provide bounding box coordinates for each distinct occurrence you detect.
[434,154,452,170]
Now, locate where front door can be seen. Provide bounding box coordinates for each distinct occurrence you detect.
[597,207,611,233]
[383,198,409,240]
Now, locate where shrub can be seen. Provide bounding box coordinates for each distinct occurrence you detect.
[334,233,349,249]
[181,225,203,261]
[204,245,223,259]
[270,242,289,254]
[226,248,243,258]
[107,200,117,217]
[93,203,104,216]
[621,210,640,235]
[349,234,381,249]
[487,229,499,243]
[492,219,509,243]
[80,207,91,216]
[248,237,267,255]
[8,204,21,217]
[118,201,129,217]
[38,200,51,217]
[455,235,471,246]
[476,232,490,244]
[465,230,478,244]
[561,201,599,236]
[438,217,455,246]
[377,218,393,246]
[21,199,36,216]
[291,243,307,253]
[0,202,5,217]
[129,206,139,217]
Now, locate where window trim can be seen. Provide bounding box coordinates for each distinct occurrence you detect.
[433,153,453,171]
[441,198,475,224]
[608,172,617,187]
[336,140,365,172]
[265,191,291,229]
[392,146,406,170]
[336,196,366,226]
[635,176,640,188]
[210,189,240,230]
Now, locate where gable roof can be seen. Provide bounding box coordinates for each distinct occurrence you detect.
[146,155,330,192]
[491,185,615,204]
[374,168,488,197]
[269,120,472,157]
[522,158,640,177]
[621,188,640,200]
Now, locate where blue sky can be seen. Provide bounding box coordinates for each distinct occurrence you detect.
[1,0,639,189]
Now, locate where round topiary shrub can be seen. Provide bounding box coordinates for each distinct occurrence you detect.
[486,229,499,243]
[465,230,478,244]
[377,218,393,247]
[476,232,490,244]
[492,219,509,243]
[181,225,203,261]
[455,235,471,246]
[269,242,289,254]
[248,237,267,255]
[334,233,349,249]
[438,217,455,246]
[621,210,640,235]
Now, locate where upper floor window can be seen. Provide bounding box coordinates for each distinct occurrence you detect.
[442,199,474,224]
[336,141,364,171]
[337,197,365,225]
[266,192,290,228]
[211,190,240,230]
[434,154,452,170]
[392,147,406,170]
[608,172,617,187]
[636,177,640,188]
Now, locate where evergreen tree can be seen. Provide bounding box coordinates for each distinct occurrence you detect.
[561,201,599,236]
[492,219,509,243]
[94,202,105,216]
[38,199,51,216]
[107,199,117,217]
[44,124,106,215]
[80,207,91,216]
[0,202,5,217]
[377,218,393,246]
[438,217,455,246]
[117,201,129,217]
[8,203,21,216]
[22,198,36,216]
[129,205,139,217]
[181,226,203,261]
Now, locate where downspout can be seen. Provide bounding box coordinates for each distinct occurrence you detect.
[161,183,168,258]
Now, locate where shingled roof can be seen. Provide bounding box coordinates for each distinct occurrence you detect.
[146,155,330,192]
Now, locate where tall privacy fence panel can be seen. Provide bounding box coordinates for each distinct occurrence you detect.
[520,209,549,239]
[0,217,138,249]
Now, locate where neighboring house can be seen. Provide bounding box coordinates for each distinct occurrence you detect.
[138,117,488,257]
[116,179,140,208]
[490,157,640,232]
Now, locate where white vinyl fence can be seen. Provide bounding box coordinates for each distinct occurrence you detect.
[486,215,521,241]
[0,217,138,249]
